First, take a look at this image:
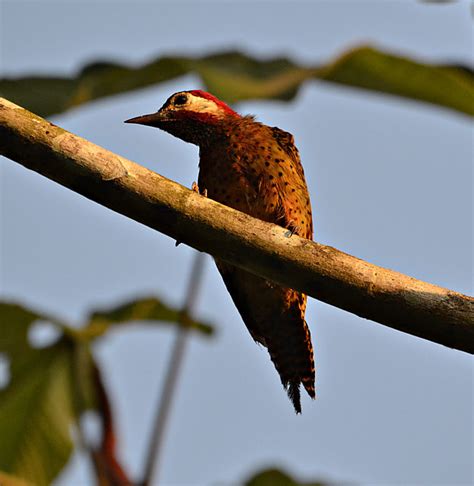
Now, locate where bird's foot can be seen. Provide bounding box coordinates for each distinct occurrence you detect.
[285,225,300,238]
[192,181,208,197]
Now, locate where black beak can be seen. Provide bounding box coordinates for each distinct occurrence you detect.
[124,111,167,127]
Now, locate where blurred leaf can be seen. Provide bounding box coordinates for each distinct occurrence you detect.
[194,51,313,103]
[0,471,35,486]
[90,363,132,486]
[80,296,214,340]
[69,331,132,485]
[0,297,208,486]
[317,46,473,117]
[245,468,329,486]
[0,46,472,117]
[71,341,99,414]
[0,302,62,355]
[0,304,75,486]
[0,301,134,485]
[0,302,39,358]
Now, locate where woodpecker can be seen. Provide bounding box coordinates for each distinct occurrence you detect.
[125,90,315,413]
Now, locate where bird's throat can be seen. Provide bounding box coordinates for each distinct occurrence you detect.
[158,111,232,146]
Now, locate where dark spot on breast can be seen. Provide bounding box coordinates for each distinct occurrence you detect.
[291,188,296,192]
[271,183,276,188]
[265,162,270,167]
[278,172,283,177]
[269,175,274,180]
[285,182,289,186]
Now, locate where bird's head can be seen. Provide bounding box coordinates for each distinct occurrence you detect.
[125,90,240,146]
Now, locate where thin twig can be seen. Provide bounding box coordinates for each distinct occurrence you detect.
[141,253,206,486]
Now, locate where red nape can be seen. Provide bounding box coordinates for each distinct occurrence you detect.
[189,90,240,116]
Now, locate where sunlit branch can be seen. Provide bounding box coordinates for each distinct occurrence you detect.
[1,97,472,354]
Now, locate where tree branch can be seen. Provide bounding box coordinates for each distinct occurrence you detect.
[1,97,473,353]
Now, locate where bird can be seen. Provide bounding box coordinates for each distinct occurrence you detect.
[125,90,315,413]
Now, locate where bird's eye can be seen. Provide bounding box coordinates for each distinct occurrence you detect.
[173,94,188,106]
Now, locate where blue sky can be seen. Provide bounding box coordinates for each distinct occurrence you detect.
[1,1,472,485]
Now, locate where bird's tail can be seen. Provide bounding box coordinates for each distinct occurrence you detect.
[215,261,315,413]
[267,316,315,414]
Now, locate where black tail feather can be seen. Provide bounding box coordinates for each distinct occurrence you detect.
[287,381,302,414]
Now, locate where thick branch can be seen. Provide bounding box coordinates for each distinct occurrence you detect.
[1,97,473,353]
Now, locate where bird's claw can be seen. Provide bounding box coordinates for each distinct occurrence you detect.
[285,225,299,238]
[191,181,207,197]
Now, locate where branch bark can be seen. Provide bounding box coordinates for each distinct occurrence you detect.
[1,97,473,353]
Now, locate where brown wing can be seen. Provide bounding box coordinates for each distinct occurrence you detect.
[270,126,305,179]
[216,259,315,414]
[270,126,313,240]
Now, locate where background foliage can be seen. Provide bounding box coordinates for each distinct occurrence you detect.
[0,1,472,485]
[1,46,473,117]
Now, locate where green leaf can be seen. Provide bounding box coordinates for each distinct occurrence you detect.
[0,297,201,486]
[0,303,75,486]
[0,301,134,485]
[80,296,214,340]
[0,471,35,486]
[193,51,313,103]
[245,468,329,486]
[0,46,472,117]
[0,303,41,356]
[70,340,99,414]
[317,46,473,117]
